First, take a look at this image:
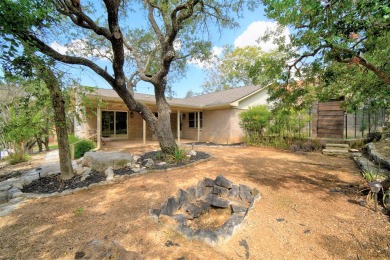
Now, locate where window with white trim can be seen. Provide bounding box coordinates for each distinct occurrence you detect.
[188,112,203,128]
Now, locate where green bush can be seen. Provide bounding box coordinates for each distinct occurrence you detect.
[239,105,271,136]
[74,140,95,159]
[8,153,30,165]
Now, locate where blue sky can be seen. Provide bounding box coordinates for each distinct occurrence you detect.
[52,4,288,98]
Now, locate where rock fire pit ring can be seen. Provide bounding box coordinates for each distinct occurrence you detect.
[150,175,261,245]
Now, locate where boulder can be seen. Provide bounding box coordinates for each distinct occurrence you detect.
[83,152,134,172]
[75,239,142,260]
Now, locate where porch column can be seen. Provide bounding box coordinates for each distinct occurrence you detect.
[197,111,200,142]
[177,110,181,144]
[143,119,146,145]
[97,106,102,149]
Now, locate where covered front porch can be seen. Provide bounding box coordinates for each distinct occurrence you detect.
[75,98,203,150]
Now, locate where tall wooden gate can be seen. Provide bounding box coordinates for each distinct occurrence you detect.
[312,101,345,139]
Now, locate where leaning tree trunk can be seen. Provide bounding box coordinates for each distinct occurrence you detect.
[41,66,74,180]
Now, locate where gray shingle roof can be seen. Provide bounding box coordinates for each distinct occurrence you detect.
[89,85,264,108]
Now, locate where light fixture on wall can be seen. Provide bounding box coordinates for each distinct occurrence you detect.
[182,113,186,119]
[130,111,134,118]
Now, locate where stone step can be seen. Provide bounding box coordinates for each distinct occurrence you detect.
[322,149,349,156]
[326,143,350,149]
[353,156,390,180]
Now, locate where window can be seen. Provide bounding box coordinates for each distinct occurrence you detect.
[101,111,128,138]
[188,112,203,128]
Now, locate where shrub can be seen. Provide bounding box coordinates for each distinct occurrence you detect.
[8,153,29,165]
[289,144,301,152]
[74,140,95,159]
[302,141,315,152]
[166,147,188,163]
[239,105,271,136]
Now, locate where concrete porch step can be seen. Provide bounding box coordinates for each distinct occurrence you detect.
[325,143,350,149]
[322,149,349,156]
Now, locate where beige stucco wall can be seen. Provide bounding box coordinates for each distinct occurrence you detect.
[180,108,245,144]
[237,88,269,109]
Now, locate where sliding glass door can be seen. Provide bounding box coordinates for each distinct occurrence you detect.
[102,111,128,138]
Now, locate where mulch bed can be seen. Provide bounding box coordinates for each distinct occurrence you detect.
[0,171,23,182]
[22,171,106,194]
[140,150,210,170]
[20,150,211,194]
[185,142,244,147]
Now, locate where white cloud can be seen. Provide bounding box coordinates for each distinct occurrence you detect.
[234,21,290,52]
[50,41,68,55]
[49,40,113,60]
[189,46,224,69]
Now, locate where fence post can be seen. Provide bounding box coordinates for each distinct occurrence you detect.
[353,110,357,139]
[71,143,75,160]
[345,112,348,139]
[368,108,371,135]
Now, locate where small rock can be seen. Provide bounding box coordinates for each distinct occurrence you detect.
[165,240,180,247]
[239,184,252,203]
[189,150,197,156]
[144,158,154,168]
[196,181,206,198]
[172,214,187,226]
[12,182,24,190]
[133,155,141,162]
[228,185,239,198]
[213,186,229,196]
[0,184,12,191]
[204,178,215,187]
[205,194,229,208]
[105,167,114,181]
[75,158,83,165]
[215,175,233,189]
[187,187,197,201]
[177,189,188,208]
[0,191,8,204]
[160,197,178,216]
[231,204,248,214]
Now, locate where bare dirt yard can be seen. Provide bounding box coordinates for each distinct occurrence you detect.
[1,145,389,259]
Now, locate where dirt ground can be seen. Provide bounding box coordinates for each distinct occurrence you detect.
[1,145,390,259]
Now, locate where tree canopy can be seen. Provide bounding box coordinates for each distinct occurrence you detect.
[259,0,389,109]
[201,45,286,94]
[0,0,252,154]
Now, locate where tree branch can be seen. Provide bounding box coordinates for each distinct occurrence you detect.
[20,32,115,86]
[54,0,112,39]
[337,55,390,85]
[147,3,164,44]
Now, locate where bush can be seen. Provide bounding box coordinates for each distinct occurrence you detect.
[74,140,95,159]
[302,141,316,152]
[239,105,271,136]
[8,153,29,165]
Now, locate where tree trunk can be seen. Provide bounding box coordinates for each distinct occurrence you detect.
[36,137,43,152]
[44,136,50,151]
[41,66,74,180]
[154,82,178,154]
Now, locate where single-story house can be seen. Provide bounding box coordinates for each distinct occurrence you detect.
[74,85,269,146]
